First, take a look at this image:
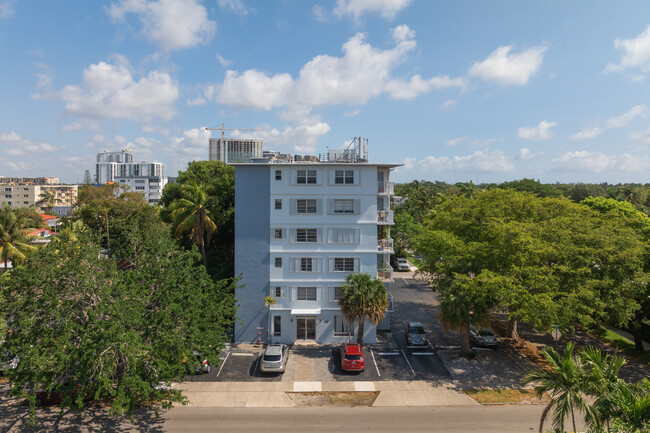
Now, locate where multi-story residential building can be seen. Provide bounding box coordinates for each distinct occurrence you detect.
[233,139,399,345]
[209,138,263,163]
[94,149,166,203]
[0,183,78,215]
[0,177,59,185]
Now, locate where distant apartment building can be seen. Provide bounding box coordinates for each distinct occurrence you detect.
[0,177,59,185]
[233,138,399,345]
[209,138,263,163]
[95,149,166,203]
[0,183,78,215]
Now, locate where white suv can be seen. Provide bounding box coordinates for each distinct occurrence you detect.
[260,344,289,374]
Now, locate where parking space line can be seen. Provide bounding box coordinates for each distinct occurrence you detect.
[411,352,434,356]
[216,350,230,377]
[231,353,255,356]
[378,352,400,356]
[401,349,415,376]
[370,350,381,377]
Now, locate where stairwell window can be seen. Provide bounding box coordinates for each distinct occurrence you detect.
[273,316,282,336]
[274,199,282,210]
[300,258,313,272]
[275,170,282,180]
[297,170,317,184]
[275,258,282,268]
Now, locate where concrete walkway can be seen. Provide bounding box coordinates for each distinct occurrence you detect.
[173,380,478,408]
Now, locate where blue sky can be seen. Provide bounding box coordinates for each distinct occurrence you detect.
[1,0,650,184]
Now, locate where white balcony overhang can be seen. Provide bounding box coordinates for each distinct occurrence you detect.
[290,308,322,315]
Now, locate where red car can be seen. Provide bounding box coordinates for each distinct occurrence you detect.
[340,343,365,372]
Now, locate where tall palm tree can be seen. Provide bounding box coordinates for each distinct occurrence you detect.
[263,295,276,343]
[522,342,594,433]
[0,205,39,272]
[169,182,221,269]
[438,288,473,357]
[338,273,389,345]
[37,191,61,215]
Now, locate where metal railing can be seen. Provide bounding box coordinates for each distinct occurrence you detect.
[377,210,394,224]
[377,265,394,282]
[377,237,394,252]
[378,181,394,194]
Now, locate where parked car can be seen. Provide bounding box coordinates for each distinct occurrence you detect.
[260,344,289,374]
[340,343,365,372]
[470,327,497,347]
[392,257,410,272]
[0,351,19,372]
[192,352,211,374]
[406,321,428,347]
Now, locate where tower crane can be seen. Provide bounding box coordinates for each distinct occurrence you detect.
[205,124,265,139]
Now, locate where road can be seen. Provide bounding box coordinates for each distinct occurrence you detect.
[163,406,558,433]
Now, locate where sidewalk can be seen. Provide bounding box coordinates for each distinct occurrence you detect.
[173,380,478,408]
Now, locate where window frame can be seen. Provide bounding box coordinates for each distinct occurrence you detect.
[274,199,282,210]
[300,257,313,272]
[334,169,354,185]
[275,170,282,180]
[273,315,282,336]
[296,228,318,243]
[296,199,317,214]
[296,169,317,184]
[334,315,351,336]
[297,286,317,301]
[274,257,282,268]
[334,257,355,272]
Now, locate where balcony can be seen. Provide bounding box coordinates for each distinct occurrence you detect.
[377,265,394,282]
[377,210,394,225]
[377,237,394,253]
[378,181,394,194]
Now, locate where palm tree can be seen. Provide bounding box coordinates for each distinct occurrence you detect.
[522,342,593,433]
[338,273,389,345]
[169,182,221,269]
[438,289,473,357]
[263,295,276,343]
[0,205,39,272]
[37,191,61,215]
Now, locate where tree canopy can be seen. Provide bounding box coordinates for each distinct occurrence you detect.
[338,273,390,345]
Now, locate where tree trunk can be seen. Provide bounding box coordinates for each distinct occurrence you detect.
[460,328,472,357]
[630,327,645,352]
[571,408,576,433]
[507,318,519,340]
[357,317,365,345]
[200,241,207,270]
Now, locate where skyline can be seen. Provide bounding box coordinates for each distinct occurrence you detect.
[1,1,650,184]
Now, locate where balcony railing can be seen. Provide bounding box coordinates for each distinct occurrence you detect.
[377,237,394,252]
[378,181,394,194]
[377,210,394,225]
[377,265,394,282]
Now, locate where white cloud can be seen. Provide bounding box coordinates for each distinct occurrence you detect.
[469,45,547,86]
[571,126,604,140]
[333,0,412,20]
[629,127,650,144]
[386,74,466,100]
[57,61,179,122]
[572,105,646,139]
[217,0,251,16]
[312,4,328,22]
[108,0,216,51]
[61,122,83,132]
[439,99,457,109]
[343,109,360,117]
[408,150,515,173]
[0,0,16,18]
[0,130,61,155]
[605,25,650,74]
[517,120,557,141]
[551,151,650,173]
[517,147,542,160]
[216,53,233,67]
[445,136,467,147]
[186,97,207,106]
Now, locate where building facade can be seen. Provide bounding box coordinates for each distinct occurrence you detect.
[0,177,59,185]
[209,138,263,163]
[233,159,398,345]
[0,183,78,215]
[94,149,166,203]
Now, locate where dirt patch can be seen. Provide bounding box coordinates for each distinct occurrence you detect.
[464,388,550,405]
[287,391,379,407]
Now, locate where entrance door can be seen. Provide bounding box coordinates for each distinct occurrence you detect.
[296,317,316,340]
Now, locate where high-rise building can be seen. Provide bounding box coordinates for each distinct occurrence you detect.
[209,138,263,163]
[233,139,399,344]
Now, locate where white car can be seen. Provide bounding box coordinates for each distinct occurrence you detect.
[470,327,497,347]
[394,257,410,272]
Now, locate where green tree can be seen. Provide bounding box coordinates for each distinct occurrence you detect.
[0,205,39,272]
[169,182,222,269]
[338,273,390,345]
[1,226,236,420]
[36,191,61,214]
[498,178,562,198]
[522,342,594,433]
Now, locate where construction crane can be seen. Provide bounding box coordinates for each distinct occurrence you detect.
[205,124,265,139]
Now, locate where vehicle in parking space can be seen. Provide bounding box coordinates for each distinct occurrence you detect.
[406,321,428,347]
[260,344,289,374]
[340,343,365,372]
[470,327,497,347]
[392,257,410,272]
[192,352,210,374]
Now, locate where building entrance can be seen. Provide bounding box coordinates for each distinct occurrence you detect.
[296,316,316,340]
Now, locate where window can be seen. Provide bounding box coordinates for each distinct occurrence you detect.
[23,201,28,205]
[275,170,282,180]
[328,228,358,244]
[335,170,354,184]
[296,229,318,243]
[297,199,317,214]
[274,286,282,297]
[333,199,354,214]
[274,199,282,210]
[300,258,313,272]
[135,186,145,190]
[275,257,282,268]
[296,169,316,184]
[334,316,350,336]
[273,316,282,336]
[333,287,343,301]
[4,195,11,198]
[297,287,317,301]
[3,188,11,192]
[23,194,28,198]
[334,258,355,272]
[274,229,284,240]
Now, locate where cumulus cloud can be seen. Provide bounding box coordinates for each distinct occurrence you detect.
[551,151,650,173]
[439,99,457,109]
[629,127,650,144]
[216,53,233,67]
[343,109,360,117]
[517,147,542,160]
[406,150,515,173]
[572,105,646,139]
[312,4,329,22]
[605,25,650,74]
[333,0,412,20]
[386,74,466,100]
[108,0,216,51]
[445,136,467,147]
[0,0,16,18]
[517,120,557,141]
[469,45,547,86]
[0,130,62,155]
[217,0,251,16]
[55,60,179,122]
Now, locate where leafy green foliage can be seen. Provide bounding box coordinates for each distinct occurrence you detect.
[0,204,41,272]
[1,226,236,419]
[338,273,390,345]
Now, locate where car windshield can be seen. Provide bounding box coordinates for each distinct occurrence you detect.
[479,330,494,336]
[410,326,424,334]
[263,355,282,362]
[345,354,362,360]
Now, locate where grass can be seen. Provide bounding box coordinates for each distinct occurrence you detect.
[592,325,650,366]
[464,389,549,405]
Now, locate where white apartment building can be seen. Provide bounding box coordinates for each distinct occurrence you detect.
[95,149,166,203]
[233,144,399,345]
[209,138,263,163]
[0,183,78,215]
